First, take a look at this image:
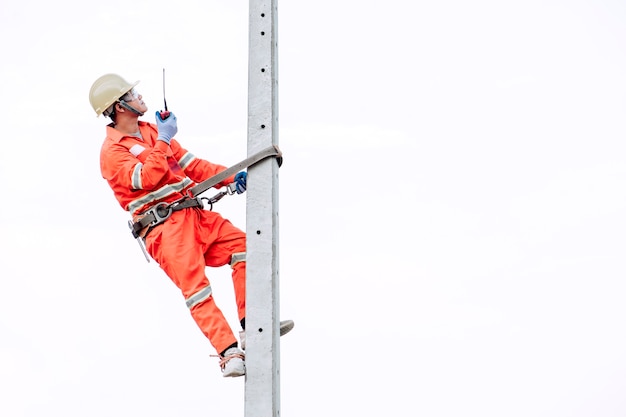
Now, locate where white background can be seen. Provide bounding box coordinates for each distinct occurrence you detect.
[1,1,626,416]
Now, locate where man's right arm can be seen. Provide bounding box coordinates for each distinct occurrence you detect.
[101,140,171,192]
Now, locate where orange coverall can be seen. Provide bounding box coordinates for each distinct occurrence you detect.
[100,121,245,355]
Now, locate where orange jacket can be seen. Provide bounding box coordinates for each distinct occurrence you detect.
[100,121,234,215]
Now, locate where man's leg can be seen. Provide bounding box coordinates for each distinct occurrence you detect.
[146,209,238,355]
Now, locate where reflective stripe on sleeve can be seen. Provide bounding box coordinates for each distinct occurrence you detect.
[185,285,212,309]
[230,252,246,266]
[178,152,196,170]
[131,163,143,190]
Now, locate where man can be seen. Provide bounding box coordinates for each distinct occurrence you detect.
[89,73,293,377]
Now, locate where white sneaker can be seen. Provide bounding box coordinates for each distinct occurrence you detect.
[240,319,295,350]
[220,347,245,377]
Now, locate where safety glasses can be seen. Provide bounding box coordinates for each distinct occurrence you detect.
[121,88,140,102]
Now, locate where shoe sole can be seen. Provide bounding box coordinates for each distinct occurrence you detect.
[279,320,295,336]
[223,369,245,377]
[241,320,294,350]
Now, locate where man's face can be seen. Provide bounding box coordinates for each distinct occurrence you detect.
[121,88,148,113]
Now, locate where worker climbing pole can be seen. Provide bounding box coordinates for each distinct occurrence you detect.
[244,0,285,416]
[88,0,290,409]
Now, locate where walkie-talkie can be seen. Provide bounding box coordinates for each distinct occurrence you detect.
[159,68,170,120]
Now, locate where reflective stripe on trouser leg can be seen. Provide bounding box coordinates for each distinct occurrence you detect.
[230,252,246,266]
[185,285,212,309]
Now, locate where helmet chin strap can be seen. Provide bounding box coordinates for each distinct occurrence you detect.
[119,100,145,116]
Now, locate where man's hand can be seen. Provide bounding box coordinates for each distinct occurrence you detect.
[155,111,177,144]
[234,171,247,194]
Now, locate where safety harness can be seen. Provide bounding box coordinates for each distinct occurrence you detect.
[130,196,205,238]
[128,145,282,260]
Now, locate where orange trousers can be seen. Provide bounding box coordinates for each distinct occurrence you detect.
[144,208,246,354]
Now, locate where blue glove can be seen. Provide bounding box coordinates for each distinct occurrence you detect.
[155,111,177,144]
[234,171,247,194]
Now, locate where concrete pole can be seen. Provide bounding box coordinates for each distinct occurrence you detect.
[244,0,281,416]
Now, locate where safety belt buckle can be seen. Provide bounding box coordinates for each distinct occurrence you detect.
[149,202,173,226]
